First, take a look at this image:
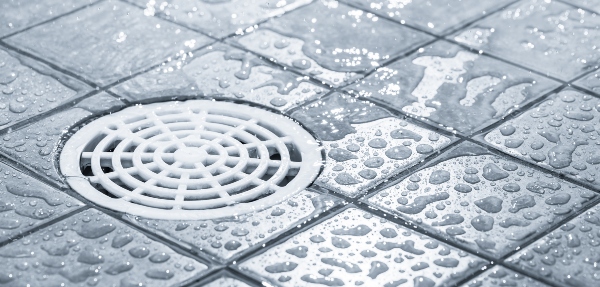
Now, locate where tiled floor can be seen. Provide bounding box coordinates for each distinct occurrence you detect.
[0,0,600,286]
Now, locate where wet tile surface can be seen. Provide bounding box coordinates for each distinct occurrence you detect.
[452,0,600,81]
[128,190,340,262]
[3,0,600,285]
[0,209,208,287]
[0,93,125,185]
[5,0,213,86]
[0,47,91,130]
[574,68,600,94]
[481,89,600,188]
[126,0,312,38]
[507,204,600,286]
[345,41,559,134]
[111,44,327,111]
[0,161,82,243]
[231,1,433,87]
[292,93,453,197]
[366,142,597,258]
[461,266,550,287]
[342,0,514,35]
[563,0,600,14]
[0,0,94,38]
[240,207,488,287]
[201,276,253,287]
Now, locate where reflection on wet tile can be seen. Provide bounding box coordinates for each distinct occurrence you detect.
[0,0,94,37]
[111,44,326,111]
[461,266,550,287]
[0,93,125,185]
[574,69,600,94]
[482,89,600,188]
[292,93,452,197]
[366,142,596,258]
[452,0,600,81]
[0,47,91,130]
[126,0,312,38]
[563,0,600,14]
[0,161,82,243]
[0,209,208,286]
[342,0,513,34]
[507,204,600,286]
[241,207,488,286]
[231,1,433,87]
[5,1,212,86]
[345,41,559,134]
[128,190,340,262]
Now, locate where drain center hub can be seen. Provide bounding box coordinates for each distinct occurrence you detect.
[174,147,208,165]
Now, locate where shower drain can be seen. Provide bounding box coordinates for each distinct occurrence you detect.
[60,100,322,220]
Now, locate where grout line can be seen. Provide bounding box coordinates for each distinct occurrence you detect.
[0,0,106,41]
[0,205,90,248]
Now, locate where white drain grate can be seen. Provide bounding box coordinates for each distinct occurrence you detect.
[60,100,322,220]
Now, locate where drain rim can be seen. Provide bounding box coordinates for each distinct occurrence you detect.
[60,100,322,220]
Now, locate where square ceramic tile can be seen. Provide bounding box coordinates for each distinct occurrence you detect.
[574,68,600,94]
[342,0,514,35]
[562,0,600,14]
[507,204,600,286]
[480,89,600,189]
[240,207,488,287]
[111,44,327,111]
[231,1,433,87]
[128,190,341,262]
[0,92,125,186]
[345,41,559,134]
[0,47,91,130]
[291,93,453,197]
[0,161,83,243]
[0,0,95,38]
[451,0,600,81]
[126,0,313,38]
[0,209,208,286]
[5,0,213,86]
[461,266,550,287]
[365,142,597,258]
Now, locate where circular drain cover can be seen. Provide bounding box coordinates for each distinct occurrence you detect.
[60,100,322,220]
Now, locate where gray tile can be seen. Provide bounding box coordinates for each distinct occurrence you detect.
[5,0,213,86]
[292,93,453,197]
[231,1,433,87]
[342,0,514,35]
[202,276,253,287]
[240,207,488,287]
[574,68,600,94]
[366,142,596,258]
[451,0,600,81]
[0,0,95,38]
[111,44,327,111]
[0,47,91,130]
[0,161,83,243]
[507,204,600,286]
[480,89,600,189]
[461,266,550,287]
[0,92,125,185]
[562,0,600,14]
[345,41,559,134]
[126,0,312,38]
[128,190,341,262]
[0,209,208,286]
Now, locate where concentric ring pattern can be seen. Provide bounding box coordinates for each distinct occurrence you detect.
[60,100,322,219]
